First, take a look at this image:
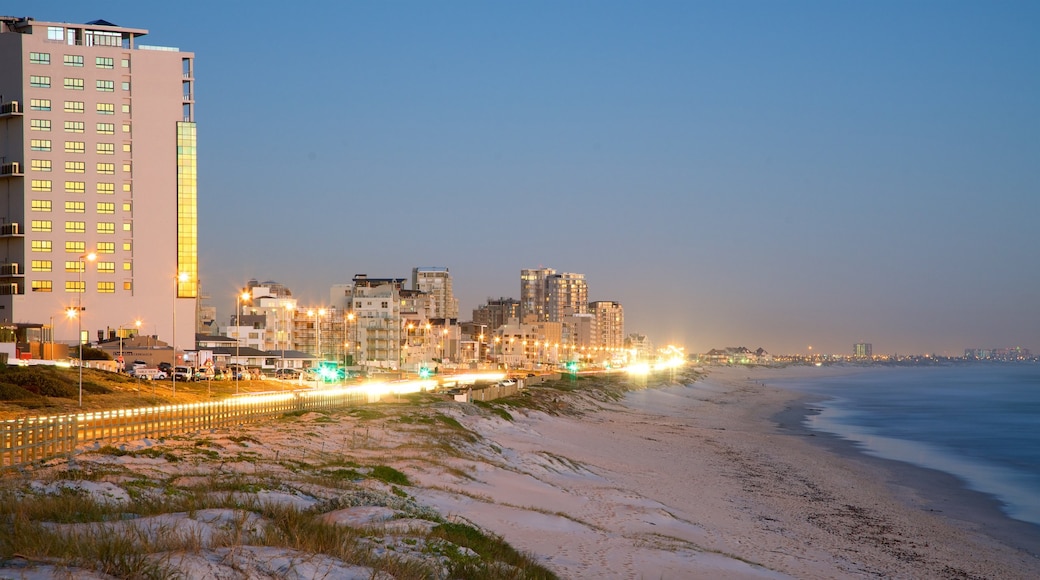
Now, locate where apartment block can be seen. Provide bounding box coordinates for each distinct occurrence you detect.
[412,266,458,320]
[546,272,588,322]
[590,300,624,349]
[0,16,196,352]
[520,267,554,322]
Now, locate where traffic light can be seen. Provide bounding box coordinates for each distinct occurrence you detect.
[565,361,579,373]
[418,366,431,379]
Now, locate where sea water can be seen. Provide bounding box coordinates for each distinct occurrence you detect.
[772,365,1040,528]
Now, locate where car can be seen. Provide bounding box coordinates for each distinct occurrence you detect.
[173,366,194,381]
[275,368,301,379]
[153,371,168,380]
[158,362,173,373]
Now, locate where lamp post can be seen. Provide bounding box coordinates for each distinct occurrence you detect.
[75,252,96,407]
[172,272,189,396]
[235,290,250,394]
[346,312,355,367]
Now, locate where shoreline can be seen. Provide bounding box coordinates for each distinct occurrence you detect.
[763,367,1040,558]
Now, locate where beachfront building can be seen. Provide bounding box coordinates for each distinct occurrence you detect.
[350,275,404,369]
[291,305,346,365]
[546,272,588,322]
[412,266,458,320]
[520,267,555,322]
[0,16,198,355]
[472,297,519,334]
[590,300,624,349]
[240,280,297,352]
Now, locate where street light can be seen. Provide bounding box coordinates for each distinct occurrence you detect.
[346,312,356,367]
[74,252,96,407]
[236,290,250,394]
[172,272,189,396]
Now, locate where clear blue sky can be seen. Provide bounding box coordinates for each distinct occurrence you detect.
[15,1,1039,355]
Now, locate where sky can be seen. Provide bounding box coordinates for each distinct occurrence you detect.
[13,1,1039,356]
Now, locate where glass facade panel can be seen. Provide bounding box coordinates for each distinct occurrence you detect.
[176,122,198,298]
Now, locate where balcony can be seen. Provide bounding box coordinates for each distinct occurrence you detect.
[0,101,22,117]
[0,263,22,277]
[0,223,23,237]
[0,162,23,178]
[0,282,21,296]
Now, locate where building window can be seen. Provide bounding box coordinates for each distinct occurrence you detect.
[30,139,52,151]
[64,121,84,133]
[65,201,85,213]
[31,260,52,272]
[122,202,131,212]
[95,57,114,69]
[31,240,52,252]
[65,221,86,233]
[96,80,115,92]
[122,242,131,252]
[122,222,132,232]
[65,281,85,293]
[64,78,84,90]
[97,202,115,214]
[30,119,52,131]
[122,143,131,153]
[97,183,115,195]
[121,104,131,114]
[30,220,52,232]
[97,242,115,254]
[31,200,52,212]
[123,262,132,271]
[121,58,129,68]
[122,123,131,133]
[47,27,64,41]
[122,183,131,192]
[97,222,115,234]
[96,143,115,155]
[65,241,86,254]
[65,141,85,154]
[63,55,84,67]
[65,181,86,193]
[122,163,131,173]
[30,52,51,65]
[65,261,85,273]
[30,75,51,88]
[65,161,85,173]
[96,123,115,135]
[121,81,130,91]
[123,281,132,291]
[30,180,52,192]
[64,101,84,113]
[30,98,52,111]
[96,103,115,115]
[30,160,52,172]
[31,280,53,293]
[97,262,115,273]
[96,163,115,175]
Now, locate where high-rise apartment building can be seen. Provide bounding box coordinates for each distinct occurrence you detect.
[853,342,872,358]
[0,16,197,352]
[590,300,624,349]
[472,297,519,333]
[412,266,458,320]
[546,272,588,322]
[520,267,554,322]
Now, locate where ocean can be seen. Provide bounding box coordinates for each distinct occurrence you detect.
[771,365,1040,529]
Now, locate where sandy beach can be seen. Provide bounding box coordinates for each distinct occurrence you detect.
[3,366,1039,578]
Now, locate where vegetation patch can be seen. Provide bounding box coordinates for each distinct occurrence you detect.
[370,465,411,486]
[347,408,385,420]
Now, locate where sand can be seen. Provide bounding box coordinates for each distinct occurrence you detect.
[410,366,1040,578]
[4,365,1039,578]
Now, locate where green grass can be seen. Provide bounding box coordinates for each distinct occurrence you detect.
[369,465,411,486]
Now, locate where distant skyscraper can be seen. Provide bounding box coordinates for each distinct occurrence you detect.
[473,297,519,332]
[412,267,458,320]
[0,16,197,349]
[546,272,588,322]
[520,267,555,322]
[853,342,872,358]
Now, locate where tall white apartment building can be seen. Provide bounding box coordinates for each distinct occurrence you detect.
[412,266,458,320]
[0,16,197,353]
[590,300,624,349]
[520,267,554,322]
[546,272,588,322]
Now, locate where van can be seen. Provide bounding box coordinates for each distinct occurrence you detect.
[173,366,194,381]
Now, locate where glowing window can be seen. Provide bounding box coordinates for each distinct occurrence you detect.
[65,181,85,193]
[65,281,85,293]
[97,222,115,234]
[65,241,86,253]
[97,143,115,155]
[65,221,86,233]
[97,242,115,254]
[65,141,85,154]
[96,103,115,115]
[31,240,52,252]
[31,139,51,151]
[64,101,84,113]
[31,280,52,293]
[31,260,52,272]
[64,121,84,133]
[30,180,52,192]
[96,122,115,135]
[96,163,115,175]
[97,202,115,214]
[31,119,52,131]
[65,201,85,213]
[97,183,115,195]
[30,220,52,232]
[30,160,52,172]
[31,200,52,212]
[65,161,85,173]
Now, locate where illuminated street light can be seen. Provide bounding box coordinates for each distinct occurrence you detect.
[172,272,189,396]
[236,290,251,394]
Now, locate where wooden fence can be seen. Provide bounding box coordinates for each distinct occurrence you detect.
[1,389,369,468]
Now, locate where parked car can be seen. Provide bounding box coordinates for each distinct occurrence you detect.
[173,366,194,381]
[153,371,168,380]
[158,362,173,373]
